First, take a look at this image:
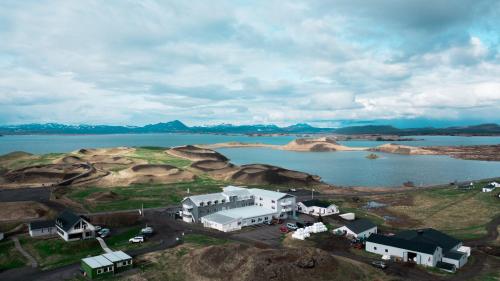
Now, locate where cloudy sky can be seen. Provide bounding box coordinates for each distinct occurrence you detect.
[1,0,500,127]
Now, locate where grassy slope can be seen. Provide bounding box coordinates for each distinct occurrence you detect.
[0,240,27,271]
[68,177,226,212]
[20,227,156,270]
[0,153,65,170]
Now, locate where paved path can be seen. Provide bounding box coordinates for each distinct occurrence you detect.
[12,237,38,268]
[96,237,112,253]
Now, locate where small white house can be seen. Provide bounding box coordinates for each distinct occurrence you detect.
[29,220,57,237]
[482,184,497,192]
[334,219,377,239]
[297,200,339,217]
[56,210,96,241]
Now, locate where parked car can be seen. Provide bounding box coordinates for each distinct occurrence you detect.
[129,236,144,243]
[279,226,289,233]
[264,220,273,225]
[371,261,388,269]
[141,226,154,235]
[286,223,298,231]
[304,221,314,227]
[94,226,102,231]
[288,188,297,192]
[296,222,305,228]
[352,243,364,250]
[98,228,110,238]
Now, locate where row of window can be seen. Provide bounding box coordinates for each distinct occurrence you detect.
[117,260,132,267]
[373,246,389,253]
[96,266,113,274]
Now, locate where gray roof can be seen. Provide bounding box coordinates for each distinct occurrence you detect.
[82,255,113,269]
[344,219,377,234]
[202,213,239,224]
[185,193,227,206]
[102,251,132,262]
[248,188,290,200]
[367,234,438,255]
[29,220,55,230]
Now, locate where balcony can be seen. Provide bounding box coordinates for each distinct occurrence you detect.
[280,201,292,206]
[281,207,293,212]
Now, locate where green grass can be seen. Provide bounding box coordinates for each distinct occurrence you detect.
[68,177,226,212]
[183,234,228,246]
[0,152,65,170]
[21,227,155,271]
[0,240,27,271]
[128,147,192,167]
[474,272,500,281]
[21,237,102,270]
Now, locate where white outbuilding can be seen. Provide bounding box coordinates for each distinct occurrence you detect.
[333,218,377,239]
[297,200,339,217]
[482,183,497,192]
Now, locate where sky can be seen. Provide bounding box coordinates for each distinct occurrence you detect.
[1,0,500,127]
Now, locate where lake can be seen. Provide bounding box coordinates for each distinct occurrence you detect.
[1,134,499,187]
[217,148,500,187]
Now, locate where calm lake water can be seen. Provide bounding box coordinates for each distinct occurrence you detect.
[217,148,500,187]
[1,134,499,187]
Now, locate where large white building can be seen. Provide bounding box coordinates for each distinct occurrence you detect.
[366,228,468,272]
[182,186,296,232]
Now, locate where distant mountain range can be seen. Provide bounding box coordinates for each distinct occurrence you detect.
[0,121,499,136]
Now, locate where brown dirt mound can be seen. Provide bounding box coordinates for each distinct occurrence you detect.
[370,143,435,155]
[96,164,196,186]
[56,155,84,164]
[190,160,236,172]
[131,164,177,173]
[228,164,322,186]
[168,145,229,161]
[0,151,33,161]
[85,191,121,202]
[185,244,341,281]
[0,164,89,185]
[282,137,363,152]
[0,201,52,222]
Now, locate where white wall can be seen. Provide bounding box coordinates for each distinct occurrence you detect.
[366,242,440,267]
[443,255,467,268]
[298,203,339,216]
[201,218,241,232]
[334,226,377,239]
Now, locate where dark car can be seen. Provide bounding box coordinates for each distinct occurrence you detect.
[296,222,305,228]
[371,261,388,269]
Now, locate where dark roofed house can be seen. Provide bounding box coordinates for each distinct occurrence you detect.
[297,199,339,217]
[333,218,377,239]
[55,210,96,241]
[365,228,468,270]
[29,220,56,237]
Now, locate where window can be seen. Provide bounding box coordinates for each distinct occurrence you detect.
[264,217,269,220]
[374,247,377,250]
[207,201,211,206]
[200,202,204,206]
[97,269,103,274]
[221,199,225,203]
[260,197,263,200]
[271,200,275,203]
[107,266,113,272]
[271,206,275,209]
[251,219,256,223]
[258,218,262,221]
[385,249,388,253]
[214,200,218,204]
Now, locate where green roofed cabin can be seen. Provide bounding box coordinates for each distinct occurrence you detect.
[81,251,132,279]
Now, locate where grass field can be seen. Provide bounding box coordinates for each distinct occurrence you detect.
[20,227,155,270]
[182,234,228,246]
[0,240,27,271]
[67,177,227,212]
[0,152,65,170]
[21,237,102,270]
[127,147,192,167]
[342,179,500,240]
